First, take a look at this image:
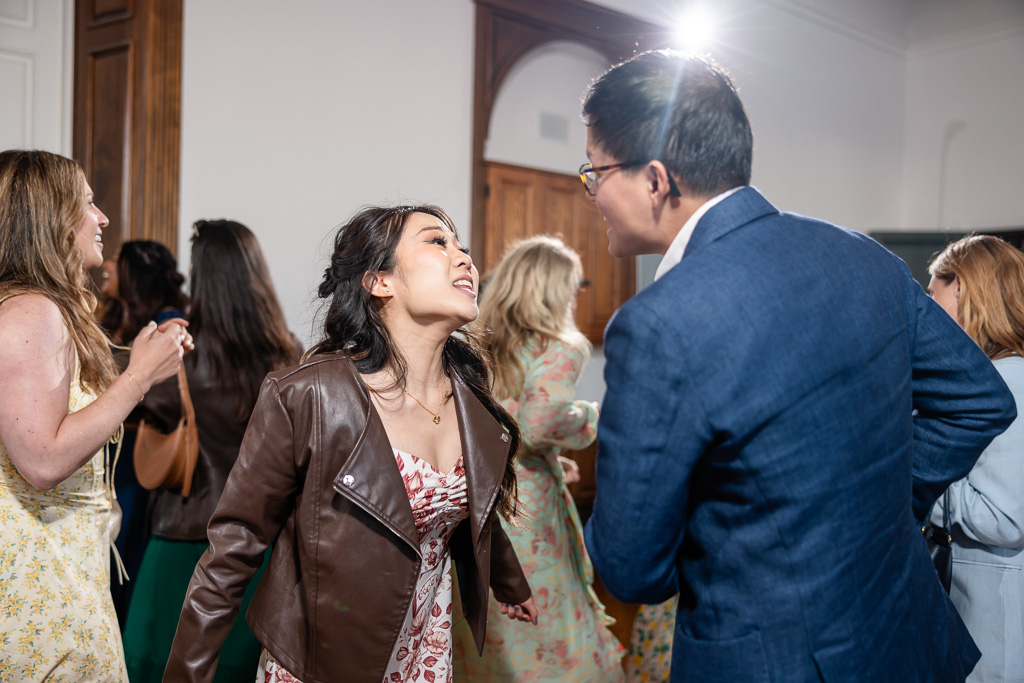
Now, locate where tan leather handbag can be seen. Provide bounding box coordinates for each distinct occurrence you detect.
[135,364,199,497]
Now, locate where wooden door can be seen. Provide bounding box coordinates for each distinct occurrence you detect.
[483,161,634,343]
[73,0,182,259]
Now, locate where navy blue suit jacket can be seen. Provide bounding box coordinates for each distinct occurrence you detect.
[584,187,1016,682]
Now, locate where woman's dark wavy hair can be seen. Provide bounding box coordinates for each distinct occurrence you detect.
[189,219,300,422]
[307,204,522,522]
[117,240,188,342]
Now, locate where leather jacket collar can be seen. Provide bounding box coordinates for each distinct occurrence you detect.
[332,363,510,554]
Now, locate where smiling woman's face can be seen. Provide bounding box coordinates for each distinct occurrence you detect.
[74,180,109,270]
[373,212,479,330]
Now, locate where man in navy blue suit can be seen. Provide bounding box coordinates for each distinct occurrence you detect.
[580,50,1016,682]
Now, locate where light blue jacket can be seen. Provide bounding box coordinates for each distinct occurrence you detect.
[933,356,1024,682]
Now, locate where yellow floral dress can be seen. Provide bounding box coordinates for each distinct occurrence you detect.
[0,358,127,682]
[625,595,678,683]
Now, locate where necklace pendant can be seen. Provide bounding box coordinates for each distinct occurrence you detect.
[432,414,441,425]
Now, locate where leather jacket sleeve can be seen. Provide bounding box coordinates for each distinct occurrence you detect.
[163,377,301,682]
[488,520,532,605]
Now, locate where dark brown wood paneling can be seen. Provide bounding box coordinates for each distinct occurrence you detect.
[86,46,132,249]
[74,0,182,260]
[90,0,134,24]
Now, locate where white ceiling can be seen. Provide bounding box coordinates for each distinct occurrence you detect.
[767,0,1024,56]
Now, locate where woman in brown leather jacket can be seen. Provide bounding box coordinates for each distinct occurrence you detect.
[123,221,300,681]
[164,205,537,683]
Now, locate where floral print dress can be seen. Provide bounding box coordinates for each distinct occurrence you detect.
[0,357,127,682]
[625,596,678,683]
[452,337,624,682]
[257,449,468,683]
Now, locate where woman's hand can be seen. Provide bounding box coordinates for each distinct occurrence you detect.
[125,321,186,392]
[499,596,539,625]
[157,318,194,353]
[557,455,581,484]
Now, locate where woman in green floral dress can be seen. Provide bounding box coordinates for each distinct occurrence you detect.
[453,236,624,681]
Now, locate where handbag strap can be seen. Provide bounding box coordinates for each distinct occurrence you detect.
[176,363,196,426]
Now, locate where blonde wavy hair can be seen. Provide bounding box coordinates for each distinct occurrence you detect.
[929,234,1024,360]
[0,150,118,390]
[480,235,589,399]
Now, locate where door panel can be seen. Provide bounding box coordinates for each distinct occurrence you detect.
[484,161,634,343]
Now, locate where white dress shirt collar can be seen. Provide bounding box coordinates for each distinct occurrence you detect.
[654,186,743,281]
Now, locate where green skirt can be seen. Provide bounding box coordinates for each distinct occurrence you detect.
[123,536,268,682]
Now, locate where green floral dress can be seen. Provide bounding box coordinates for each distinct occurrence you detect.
[0,358,127,682]
[453,337,624,681]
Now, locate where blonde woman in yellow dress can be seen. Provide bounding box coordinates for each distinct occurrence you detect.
[454,235,624,681]
[0,150,188,681]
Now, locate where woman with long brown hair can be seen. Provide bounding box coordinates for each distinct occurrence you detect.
[123,220,300,681]
[928,234,1024,682]
[453,235,624,681]
[0,149,187,680]
[164,205,537,682]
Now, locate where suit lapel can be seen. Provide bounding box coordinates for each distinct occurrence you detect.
[452,376,511,548]
[683,186,779,258]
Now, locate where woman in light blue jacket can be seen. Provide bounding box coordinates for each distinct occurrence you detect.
[928,234,1024,682]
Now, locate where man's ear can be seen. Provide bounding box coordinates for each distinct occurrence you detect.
[363,271,393,300]
[646,160,674,204]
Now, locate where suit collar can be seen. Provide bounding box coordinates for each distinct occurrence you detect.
[682,186,778,259]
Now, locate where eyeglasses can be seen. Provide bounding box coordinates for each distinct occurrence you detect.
[578,160,682,197]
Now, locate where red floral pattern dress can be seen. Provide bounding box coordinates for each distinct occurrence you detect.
[384,450,468,682]
[255,450,468,683]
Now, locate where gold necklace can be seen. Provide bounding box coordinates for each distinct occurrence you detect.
[385,369,445,425]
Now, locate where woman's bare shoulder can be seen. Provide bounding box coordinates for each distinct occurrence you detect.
[0,293,70,352]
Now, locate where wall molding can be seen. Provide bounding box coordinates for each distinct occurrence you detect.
[758,0,907,58]
[908,22,1024,60]
[0,0,33,30]
[0,48,33,146]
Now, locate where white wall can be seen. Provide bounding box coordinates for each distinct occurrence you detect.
[589,0,907,233]
[179,0,475,345]
[486,41,609,176]
[901,32,1024,230]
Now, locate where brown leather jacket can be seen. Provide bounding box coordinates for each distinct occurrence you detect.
[163,353,531,683]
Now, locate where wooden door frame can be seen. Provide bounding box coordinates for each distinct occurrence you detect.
[470,0,668,259]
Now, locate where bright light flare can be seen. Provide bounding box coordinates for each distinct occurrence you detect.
[674,6,716,52]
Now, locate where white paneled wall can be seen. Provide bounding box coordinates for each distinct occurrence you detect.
[0,0,72,154]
